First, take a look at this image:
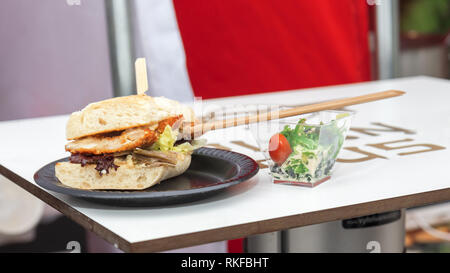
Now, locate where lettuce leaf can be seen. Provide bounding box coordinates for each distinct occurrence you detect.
[150,125,206,153]
[151,125,177,152]
[281,118,319,151]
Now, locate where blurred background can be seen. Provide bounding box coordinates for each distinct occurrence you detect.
[0,0,449,253]
[399,0,449,78]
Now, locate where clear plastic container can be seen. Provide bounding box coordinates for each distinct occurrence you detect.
[250,110,354,187]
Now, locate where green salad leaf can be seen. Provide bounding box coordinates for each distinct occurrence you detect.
[280,118,319,151]
[286,158,309,175]
[150,125,206,153]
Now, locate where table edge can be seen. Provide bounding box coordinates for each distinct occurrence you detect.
[128,187,450,252]
[2,163,450,253]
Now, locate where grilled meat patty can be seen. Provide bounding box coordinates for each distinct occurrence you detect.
[65,115,182,155]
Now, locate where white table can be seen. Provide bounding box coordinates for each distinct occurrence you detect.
[1,76,449,252]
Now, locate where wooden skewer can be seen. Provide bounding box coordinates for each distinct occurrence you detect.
[183,90,405,138]
[135,58,148,95]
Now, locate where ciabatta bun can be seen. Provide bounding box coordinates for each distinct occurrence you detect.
[66,94,195,140]
[55,152,191,190]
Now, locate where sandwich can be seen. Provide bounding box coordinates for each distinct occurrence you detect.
[55,94,203,190]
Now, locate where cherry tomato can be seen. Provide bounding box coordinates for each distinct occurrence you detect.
[269,133,292,165]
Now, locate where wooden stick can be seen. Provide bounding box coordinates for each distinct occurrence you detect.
[135,58,148,95]
[184,90,405,137]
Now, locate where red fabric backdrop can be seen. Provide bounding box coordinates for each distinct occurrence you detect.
[173,0,371,252]
[173,0,371,100]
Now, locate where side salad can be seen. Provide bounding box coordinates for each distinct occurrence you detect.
[268,113,350,183]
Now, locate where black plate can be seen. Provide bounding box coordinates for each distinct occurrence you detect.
[34,148,259,206]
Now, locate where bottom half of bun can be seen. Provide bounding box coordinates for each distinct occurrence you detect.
[55,153,191,190]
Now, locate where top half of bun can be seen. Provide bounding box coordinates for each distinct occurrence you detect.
[66,94,195,140]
